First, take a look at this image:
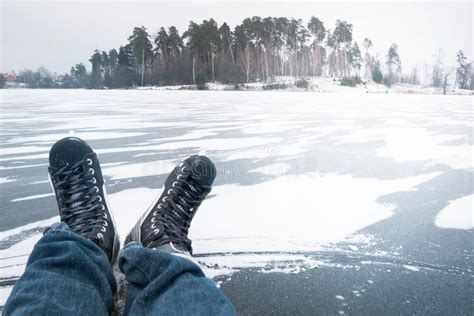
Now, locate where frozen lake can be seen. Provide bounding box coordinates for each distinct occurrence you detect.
[0,90,473,313]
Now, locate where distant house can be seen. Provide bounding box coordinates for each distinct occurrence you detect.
[3,71,28,88]
[4,72,16,82]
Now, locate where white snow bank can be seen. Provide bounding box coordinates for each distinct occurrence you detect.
[435,195,473,230]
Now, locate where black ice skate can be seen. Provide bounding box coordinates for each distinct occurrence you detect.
[48,137,120,263]
[125,155,216,255]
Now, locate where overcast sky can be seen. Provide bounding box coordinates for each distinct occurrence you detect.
[1,0,472,74]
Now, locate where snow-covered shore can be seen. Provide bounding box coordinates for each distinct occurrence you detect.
[137,76,474,95]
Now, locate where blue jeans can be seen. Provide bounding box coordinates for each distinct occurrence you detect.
[4,223,236,315]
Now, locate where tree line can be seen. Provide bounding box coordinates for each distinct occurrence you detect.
[2,16,473,90]
[79,17,394,88]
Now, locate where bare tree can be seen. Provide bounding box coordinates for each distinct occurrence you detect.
[431,49,445,88]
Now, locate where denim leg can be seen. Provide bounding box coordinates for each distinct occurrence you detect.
[4,222,116,316]
[119,242,236,316]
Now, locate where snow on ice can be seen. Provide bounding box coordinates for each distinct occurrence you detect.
[0,90,473,305]
[435,194,473,230]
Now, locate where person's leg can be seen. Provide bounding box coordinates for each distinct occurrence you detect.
[120,242,236,315]
[4,223,116,315]
[122,155,236,315]
[4,137,120,315]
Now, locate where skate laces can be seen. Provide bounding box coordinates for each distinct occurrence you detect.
[142,164,211,249]
[50,158,108,243]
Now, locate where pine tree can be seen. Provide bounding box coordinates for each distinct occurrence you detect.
[307,17,326,76]
[455,50,472,89]
[89,50,103,89]
[113,45,135,88]
[0,74,6,89]
[218,22,235,64]
[350,42,362,76]
[108,49,118,70]
[385,43,401,85]
[71,63,87,88]
[333,20,353,77]
[183,21,202,84]
[362,38,373,78]
[128,26,153,86]
[155,27,170,74]
[234,24,252,84]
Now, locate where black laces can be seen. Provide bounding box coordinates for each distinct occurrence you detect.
[51,159,106,243]
[142,166,211,249]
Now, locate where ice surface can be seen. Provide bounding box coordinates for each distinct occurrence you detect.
[0,90,473,305]
[435,194,473,230]
[6,131,147,145]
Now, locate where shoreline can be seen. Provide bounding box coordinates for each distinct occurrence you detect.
[3,77,473,96]
[136,77,474,96]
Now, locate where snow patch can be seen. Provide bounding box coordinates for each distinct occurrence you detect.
[103,160,177,181]
[0,287,13,306]
[403,265,420,272]
[0,177,15,184]
[27,179,50,185]
[376,127,473,169]
[1,146,49,156]
[11,193,54,202]
[0,163,48,170]
[190,172,440,254]
[249,163,291,176]
[199,253,323,276]
[435,195,473,230]
[0,216,58,240]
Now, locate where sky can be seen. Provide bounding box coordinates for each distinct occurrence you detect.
[0,0,472,74]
